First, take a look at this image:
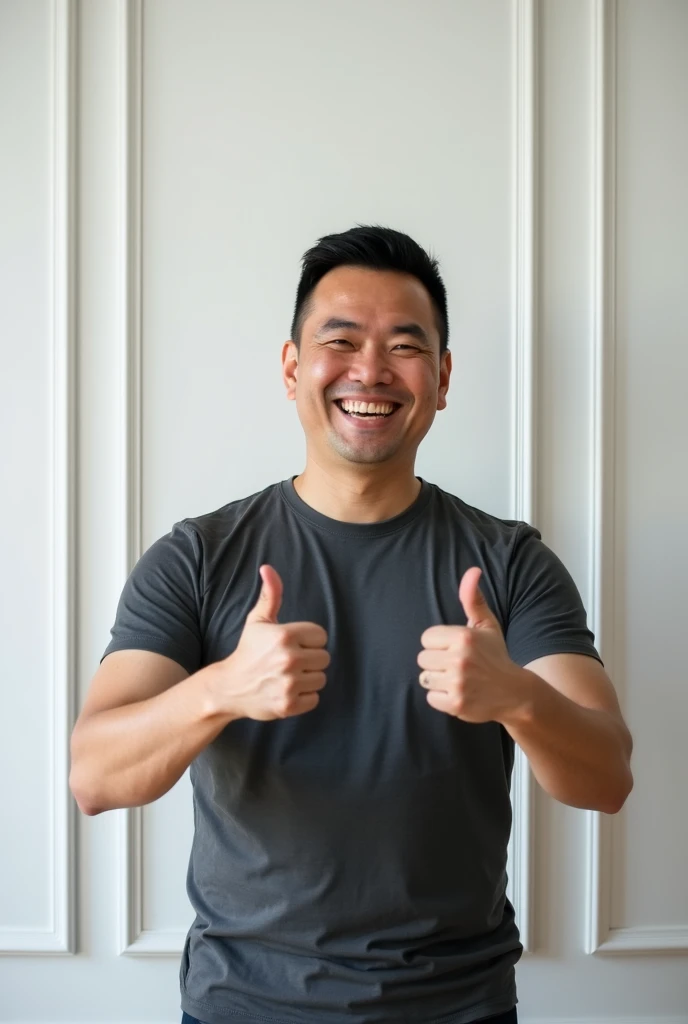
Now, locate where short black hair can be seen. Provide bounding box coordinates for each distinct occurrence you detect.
[289,224,449,353]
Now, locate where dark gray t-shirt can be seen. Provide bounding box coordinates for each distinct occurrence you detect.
[102,476,602,1024]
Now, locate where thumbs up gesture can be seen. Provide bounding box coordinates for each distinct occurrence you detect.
[213,565,330,722]
[417,567,522,724]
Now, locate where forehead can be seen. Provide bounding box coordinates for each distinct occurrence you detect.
[304,266,436,331]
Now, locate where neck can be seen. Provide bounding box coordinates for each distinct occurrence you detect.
[293,457,422,524]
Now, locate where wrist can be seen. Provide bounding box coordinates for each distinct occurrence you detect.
[195,658,240,725]
[500,666,540,729]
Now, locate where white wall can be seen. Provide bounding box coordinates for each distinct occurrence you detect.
[1,0,686,1020]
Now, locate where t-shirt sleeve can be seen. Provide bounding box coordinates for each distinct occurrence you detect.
[100,520,203,675]
[504,522,604,668]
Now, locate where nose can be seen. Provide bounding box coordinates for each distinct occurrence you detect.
[347,345,394,388]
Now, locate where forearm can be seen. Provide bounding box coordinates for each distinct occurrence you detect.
[502,669,633,814]
[69,665,234,814]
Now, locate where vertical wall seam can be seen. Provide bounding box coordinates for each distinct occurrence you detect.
[51,0,78,958]
[586,0,617,957]
[118,0,146,957]
[510,0,539,956]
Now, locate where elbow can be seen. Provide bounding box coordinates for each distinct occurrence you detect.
[69,764,104,817]
[604,764,634,815]
[70,725,108,815]
[603,723,634,815]
[78,798,105,817]
[77,802,103,817]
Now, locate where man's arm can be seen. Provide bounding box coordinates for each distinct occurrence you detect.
[502,652,633,814]
[70,568,330,816]
[69,650,235,815]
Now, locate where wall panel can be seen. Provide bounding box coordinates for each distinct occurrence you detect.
[0,0,76,957]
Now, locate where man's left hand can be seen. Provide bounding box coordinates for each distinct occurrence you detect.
[417,567,529,725]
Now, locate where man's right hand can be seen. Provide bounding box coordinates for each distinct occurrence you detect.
[209,565,330,722]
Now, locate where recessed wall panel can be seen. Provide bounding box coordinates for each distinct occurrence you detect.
[0,0,53,933]
[612,0,688,929]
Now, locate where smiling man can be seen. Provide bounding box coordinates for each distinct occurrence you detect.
[70,225,633,1024]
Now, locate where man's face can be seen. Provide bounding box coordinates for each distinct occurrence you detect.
[282,266,451,466]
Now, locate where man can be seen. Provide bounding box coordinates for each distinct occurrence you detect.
[70,224,633,1024]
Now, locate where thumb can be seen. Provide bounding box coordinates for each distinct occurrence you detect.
[459,567,500,631]
[245,564,283,624]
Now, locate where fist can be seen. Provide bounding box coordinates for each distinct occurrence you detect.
[417,566,521,724]
[213,565,330,722]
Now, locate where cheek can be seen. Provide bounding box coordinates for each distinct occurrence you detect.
[294,361,339,420]
[407,366,440,407]
[310,360,334,386]
[299,354,344,394]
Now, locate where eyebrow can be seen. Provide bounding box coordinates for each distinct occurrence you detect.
[313,317,433,348]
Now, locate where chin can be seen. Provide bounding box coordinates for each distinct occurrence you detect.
[326,435,405,465]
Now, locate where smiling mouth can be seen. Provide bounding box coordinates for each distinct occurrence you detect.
[334,399,402,419]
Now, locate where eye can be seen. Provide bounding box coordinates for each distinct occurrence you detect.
[329,339,353,347]
[394,344,418,351]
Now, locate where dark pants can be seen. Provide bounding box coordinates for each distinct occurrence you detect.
[182,1008,517,1024]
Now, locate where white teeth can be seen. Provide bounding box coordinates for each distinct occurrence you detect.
[340,400,395,415]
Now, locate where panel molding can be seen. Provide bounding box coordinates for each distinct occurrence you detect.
[116,0,148,958]
[585,0,688,957]
[583,0,617,960]
[509,0,539,956]
[115,0,189,958]
[118,0,541,956]
[0,0,78,957]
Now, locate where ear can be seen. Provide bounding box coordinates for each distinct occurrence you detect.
[282,340,298,400]
[437,349,451,411]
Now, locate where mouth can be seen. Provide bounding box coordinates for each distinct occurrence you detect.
[333,399,402,422]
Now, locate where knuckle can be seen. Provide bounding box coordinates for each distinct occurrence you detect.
[455,652,470,673]
[278,649,296,672]
[305,692,320,711]
[451,684,466,705]
[276,627,291,647]
[275,696,292,718]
